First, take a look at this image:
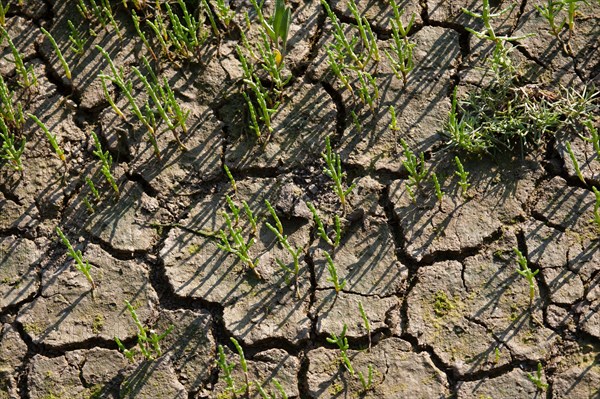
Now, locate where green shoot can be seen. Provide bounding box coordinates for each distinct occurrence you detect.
[389,105,400,131]
[350,110,362,132]
[321,0,364,70]
[115,337,136,362]
[401,139,428,200]
[565,141,585,183]
[307,201,341,248]
[67,20,87,56]
[217,344,236,393]
[527,362,549,391]
[326,324,354,375]
[590,186,600,229]
[0,74,25,130]
[82,197,94,214]
[0,118,25,172]
[1,26,37,87]
[385,1,416,85]
[131,10,157,61]
[358,301,371,351]
[116,300,174,361]
[216,212,260,277]
[357,364,374,392]
[224,164,237,194]
[445,87,487,153]
[432,173,443,204]
[0,1,9,26]
[265,200,303,297]
[91,131,119,196]
[212,0,235,29]
[230,337,250,395]
[272,379,288,399]
[583,119,600,159]
[356,69,378,112]
[514,247,539,305]
[322,136,356,211]
[226,195,241,226]
[242,201,258,236]
[56,226,95,291]
[86,177,101,201]
[324,251,346,294]
[536,0,566,37]
[347,0,379,64]
[249,0,292,57]
[29,114,66,165]
[454,156,470,198]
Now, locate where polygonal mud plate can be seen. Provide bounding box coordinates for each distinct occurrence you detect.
[407,234,559,376]
[223,78,337,172]
[390,156,540,263]
[529,176,597,234]
[311,289,399,338]
[81,181,161,254]
[456,368,545,399]
[212,347,300,399]
[16,243,158,346]
[310,215,407,296]
[580,284,600,340]
[153,309,216,392]
[120,357,187,399]
[0,324,27,398]
[127,103,224,196]
[27,348,130,399]
[551,340,600,398]
[336,26,460,171]
[0,192,33,232]
[0,236,46,312]
[306,337,449,398]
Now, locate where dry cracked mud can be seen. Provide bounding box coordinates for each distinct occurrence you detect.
[0,0,599,398]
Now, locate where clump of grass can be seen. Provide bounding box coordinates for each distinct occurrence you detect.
[56,227,95,291]
[115,300,174,361]
[514,247,539,305]
[384,0,416,86]
[0,118,25,172]
[322,136,356,211]
[265,199,303,297]
[28,114,66,166]
[90,131,119,196]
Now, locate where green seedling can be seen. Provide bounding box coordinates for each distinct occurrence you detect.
[212,0,235,29]
[432,172,443,204]
[0,74,24,130]
[322,136,356,211]
[389,105,400,131]
[243,201,258,236]
[445,87,487,153]
[91,131,119,196]
[321,0,364,70]
[401,139,428,201]
[250,0,292,58]
[231,337,251,395]
[131,10,157,61]
[583,119,600,159]
[385,1,416,85]
[226,194,241,226]
[357,364,375,392]
[1,26,37,87]
[591,186,600,229]
[216,212,260,276]
[454,156,470,198]
[115,337,136,362]
[86,177,101,200]
[536,0,566,37]
[101,0,122,40]
[527,362,549,391]
[200,0,219,37]
[265,200,303,297]
[217,344,237,394]
[358,301,371,351]
[564,0,588,32]
[514,247,539,304]
[566,141,585,183]
[256,379,288,399]
[0,1,9,26]
[307,201,341,248]
[115,300,174,361]
[256,28,292,101]
[348,0,379,63]
[40,27,71,80]
[82,196,94,213]
[356,69,379,112]
[29,114,66,165]
[224,164,237,194]
[324,251,346,294]
[327,48,353,94]
[67,20,87,56]
[326,324,354,375]
[350,110,362,132]
[0,118,25,172]
[56,227,95,291]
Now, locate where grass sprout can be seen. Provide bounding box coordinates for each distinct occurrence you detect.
[1,26,37,87]
[357,364,375,392]
[67,20,87,57]
[401,139,428,201]
[249,0,292,58]
[90,131,119,196]
[454,156,470,198]
[56,227,95,291]
[514,247,539,305]
[0,74,24,130]
[231,337,251,396]
[29,114,66,165]
[384,0,416,86]
[527,362,549,391]
[115,300,174,361]
[324,251,346,294]
[358,301,371,351]
[216,212,260,277]
[322,136,356,211]
[326,324,354,375]
[565,141,585,183]
[0,117,25,172]
[41,27,71,80]
[217,344,237,394]
[307,201,341,248]
[591,186,600,229]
